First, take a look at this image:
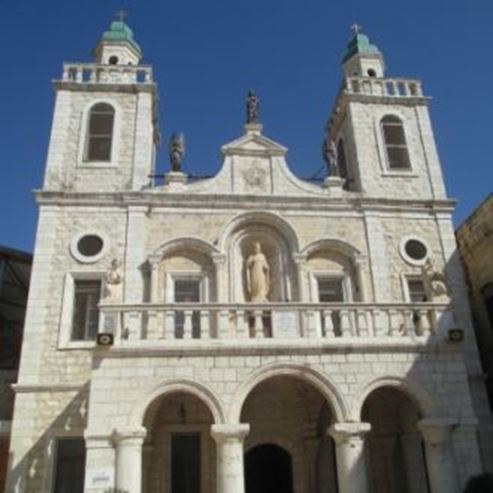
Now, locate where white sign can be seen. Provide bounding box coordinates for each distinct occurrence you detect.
[272,311,300,338]
[86,468,114,488]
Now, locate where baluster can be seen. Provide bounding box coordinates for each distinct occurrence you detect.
[62,66,69,81]
[145,69,152,83]
[217,309,230,339]
[253,310,264,338]
[416,309,431,336]
[323,310,334,338]
[357,309,369,337]
[125,311,141,341]
[371,309,383,337]
[304,309,318,338]
[75,66,83,82]
[388,309,401,337]
[403,308,414,336]
[236,310,248,338]
[340,309,352,337]
[164,310,175,339]
[183,310,193,339]
[200,310,210,339]
[146,310,158,340]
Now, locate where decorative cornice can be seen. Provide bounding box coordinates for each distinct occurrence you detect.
[12,383,85,393]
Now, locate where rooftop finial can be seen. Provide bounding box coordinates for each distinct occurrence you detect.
[116,9,128,23]
[350,23,363,35]
[246,90,260,124]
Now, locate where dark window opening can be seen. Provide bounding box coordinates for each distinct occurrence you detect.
[405,239,427,261]
[72,280,101,341]
[77,235,103,257]
[367,68,377,77]
[482,283,493,329]
[54,438,86,493]
[408,279,428,303]
[171,434,201,493]
[85,103,115,162]
[108,56,119,65]
[381,115,411,169]
[174,280,201,338]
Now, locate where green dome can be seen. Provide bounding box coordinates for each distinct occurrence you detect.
[342,33,380,63]
[101,21,142,54]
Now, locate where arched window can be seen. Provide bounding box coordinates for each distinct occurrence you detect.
[337,139,348,179]
[381,115,411,169]
[85,103,115,162]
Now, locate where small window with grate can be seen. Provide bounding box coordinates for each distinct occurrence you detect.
[381,115,411,170]
[71,280,101,341]
[407,279,428,302]
[317,278,344,302]
[85,103,115,162]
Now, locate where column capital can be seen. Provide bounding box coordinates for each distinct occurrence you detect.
[148,254,161,268]
[328,422,371,444]
[211,423,250,444]
[113,426,147,445]
[212,253,227,266]
[84,431,114,449]
[292,253,307,265]
[418,418,457,445]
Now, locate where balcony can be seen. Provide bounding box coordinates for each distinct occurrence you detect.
[98,302,454,350]
[344,77,424,98]
[60,63,153,85]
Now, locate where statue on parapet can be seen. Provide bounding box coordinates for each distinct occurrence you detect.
[169,132,186,172]
[103,259,123,302]
[322,135,339,176]
[246,90,260,124]
[422,258,450,302]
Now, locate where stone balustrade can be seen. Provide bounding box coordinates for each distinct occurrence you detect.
[345,77,423,98]
[98,302,453,345]
[60,63,153,84]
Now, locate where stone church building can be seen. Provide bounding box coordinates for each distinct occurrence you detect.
[5,19,492,493]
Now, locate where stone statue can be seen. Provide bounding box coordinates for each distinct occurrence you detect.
[322,135,339,176]
[169,132,185,172]
[246,242,270,302]
[422,258,450,301]
[246,90,260,124]
[103,259,123,302]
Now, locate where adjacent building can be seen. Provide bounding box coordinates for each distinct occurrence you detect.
[5,19,491,493]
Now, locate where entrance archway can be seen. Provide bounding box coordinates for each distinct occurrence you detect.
[245,444,293,493]
[362,387,429,493]
[240,375,339,493]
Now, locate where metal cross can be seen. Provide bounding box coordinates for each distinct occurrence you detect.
[116,10,128,22]
[351,23,362,34]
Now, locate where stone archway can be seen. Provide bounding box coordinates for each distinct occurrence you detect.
[362,387,429,493]
[240,375,339,493]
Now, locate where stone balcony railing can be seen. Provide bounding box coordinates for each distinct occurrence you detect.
[60,63,153,85]
[345,77,424,98]
[98,302,454,348]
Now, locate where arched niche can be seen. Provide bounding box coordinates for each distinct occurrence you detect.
[148,238,219,302]
[230,225,298,302]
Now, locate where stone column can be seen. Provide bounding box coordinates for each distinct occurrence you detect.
[292,253,308,302]
[114,427,147,493]
[148,254,161,303]
[212,253,227,302]
[328,422,371,493]
[211,424,250,493]
[418,418,459,493]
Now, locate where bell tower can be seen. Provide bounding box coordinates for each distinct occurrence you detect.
[43,15,159,193]
[327,27,447,199]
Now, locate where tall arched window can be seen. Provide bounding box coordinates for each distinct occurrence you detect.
[85,103,115,162]
[381,115,411,169]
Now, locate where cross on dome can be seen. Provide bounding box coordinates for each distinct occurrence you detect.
[116,10,128,23]
[351,23,363,35]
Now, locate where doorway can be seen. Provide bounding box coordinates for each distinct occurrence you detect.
[245,444,294,493]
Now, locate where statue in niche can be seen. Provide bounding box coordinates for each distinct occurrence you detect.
[103,259,123,302]
[422,258,450,302]
[322,135,339,176]
[169,132,185,172]
[246,241,270,302]
[246,89,260,124]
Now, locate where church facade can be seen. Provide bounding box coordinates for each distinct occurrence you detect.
[5,19,491,493]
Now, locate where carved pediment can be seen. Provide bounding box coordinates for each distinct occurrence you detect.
[221,124,287,157]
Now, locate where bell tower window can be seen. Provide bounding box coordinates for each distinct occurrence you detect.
[85,103,115,162]
[381,115,411,170]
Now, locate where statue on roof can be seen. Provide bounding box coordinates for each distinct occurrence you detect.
[169,133,186,172]
[246,90,260,124]
[322,135,339,176]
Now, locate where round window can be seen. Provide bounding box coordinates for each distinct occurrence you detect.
[109,56,119,65]
[404,239,427,261]
[77,235,104,257]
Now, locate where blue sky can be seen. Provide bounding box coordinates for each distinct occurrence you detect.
[0,0,491,252]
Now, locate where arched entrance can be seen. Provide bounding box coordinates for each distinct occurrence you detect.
[240,375,339,493]
[143,391,216,493]
[245,444,293,493]
[362,387,429,493]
